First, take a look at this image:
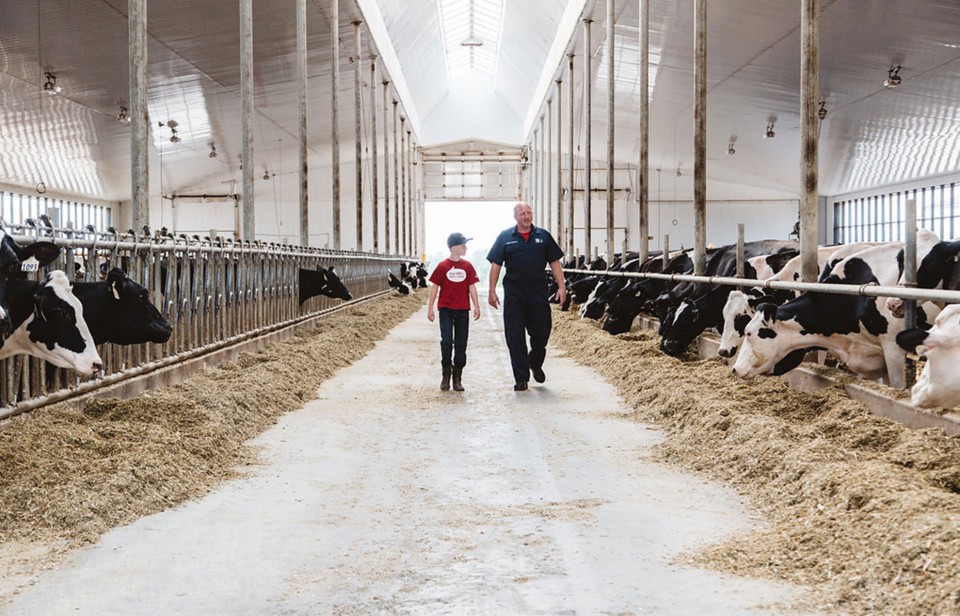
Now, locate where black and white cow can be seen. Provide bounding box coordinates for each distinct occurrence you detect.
[732,240,940,387]
[71,268,173,345]
[601,251,693,335]
[896,303,960,408]
[400,262,423,289]
[717,243,880,360]
[657,241,798,356]
[579,256,642,320]
[388,271,412,295]
[415,263,428,288]
[1,270,103,375]
[0,230,62,338]
[299,267,353,305]
[887,237,960,317]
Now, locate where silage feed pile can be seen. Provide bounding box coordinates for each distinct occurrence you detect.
[552,310,960,616]
[0,293,424,552]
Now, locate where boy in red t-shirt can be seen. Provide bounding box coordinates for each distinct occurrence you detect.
[427,232,481,391]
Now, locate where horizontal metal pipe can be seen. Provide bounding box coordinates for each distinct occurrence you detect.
[562,268,960,304]
[7,234,410,262]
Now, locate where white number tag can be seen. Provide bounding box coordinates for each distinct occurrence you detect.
[20,258,39,272]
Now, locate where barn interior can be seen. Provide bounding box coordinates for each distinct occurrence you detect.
[2,1,960,614]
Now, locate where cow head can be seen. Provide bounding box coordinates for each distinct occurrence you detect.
[0,232,61,338]
[579,280,615,320]
[717,289,779,359]
[652,291,681,325]
[899,303,960,356]
[388,271,410,295]
[568,275,599,305]
[98,268,173,345]
[718,290,754,359]
[299,267,352,305]
[660,299,702,356]
[731,303,781,379]
[601,280,648,335]
[23,270,102,375]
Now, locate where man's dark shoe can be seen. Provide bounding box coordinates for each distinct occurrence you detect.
[514,381,528,391]
[532,367,545,383]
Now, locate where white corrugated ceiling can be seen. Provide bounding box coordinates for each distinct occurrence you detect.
[2,0,960,204]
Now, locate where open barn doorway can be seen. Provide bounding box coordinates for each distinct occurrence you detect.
[424,200,517,288]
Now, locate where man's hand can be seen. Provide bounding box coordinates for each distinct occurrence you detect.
[488,289,500,309]
[473,306,481,320]
[427,307,435,322]
[555,287,567,307]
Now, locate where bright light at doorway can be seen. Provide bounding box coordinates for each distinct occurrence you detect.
[424,200,516,265]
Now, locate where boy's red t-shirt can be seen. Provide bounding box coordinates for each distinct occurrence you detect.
[429,258,479,310]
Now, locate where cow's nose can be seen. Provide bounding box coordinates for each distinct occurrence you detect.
[92,362,103,374]
[718,348,730,358]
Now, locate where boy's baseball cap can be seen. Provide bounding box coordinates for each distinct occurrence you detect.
[447,232,473,248]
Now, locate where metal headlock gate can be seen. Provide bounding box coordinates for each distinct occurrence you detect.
[0,224,410,421]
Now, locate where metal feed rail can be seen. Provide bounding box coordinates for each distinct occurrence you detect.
[561,268,960,304]
[0,229,414,420]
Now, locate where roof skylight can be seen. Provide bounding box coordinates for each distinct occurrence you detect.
[438,0,505,78]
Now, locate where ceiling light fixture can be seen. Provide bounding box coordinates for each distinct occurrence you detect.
[818,101,828,120]
[117,106,130,123]
[209,143,217,158]
[460,38,483,47]
[42,72,61,95]
[883,64,902,88]
[727,143,736,156]
[764,122,776,139]
[161,119,181,143]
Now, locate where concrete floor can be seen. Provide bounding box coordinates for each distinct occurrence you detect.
[2,297,812,615]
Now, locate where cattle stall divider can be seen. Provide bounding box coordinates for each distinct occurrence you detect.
[0,226,412,422]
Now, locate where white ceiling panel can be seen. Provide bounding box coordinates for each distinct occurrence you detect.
[3,0,960,206]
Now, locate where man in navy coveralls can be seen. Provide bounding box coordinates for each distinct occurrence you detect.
[486,202,567,391]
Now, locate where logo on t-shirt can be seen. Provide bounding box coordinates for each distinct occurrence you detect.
[447,268,467,283]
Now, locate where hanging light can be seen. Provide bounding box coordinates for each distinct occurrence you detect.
[727,143,736,156]
[764,122,776,139]
[209,143,217,158]
[117,106,130,123]
[818,101,828,120]
[42,72,61,95]
[163,119,181,143]
[883,65,902,89]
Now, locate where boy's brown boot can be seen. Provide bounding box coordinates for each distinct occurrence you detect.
[452,366,464,391]
[441,362,452,391]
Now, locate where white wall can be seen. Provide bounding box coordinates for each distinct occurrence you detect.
[561,196,799,258]
[111,147,423,255]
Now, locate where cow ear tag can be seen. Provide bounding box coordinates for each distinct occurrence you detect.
[110,281,120,300]
[20,257,39,273]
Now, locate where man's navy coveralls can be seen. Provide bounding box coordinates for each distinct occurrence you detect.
[486,224,564,384]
